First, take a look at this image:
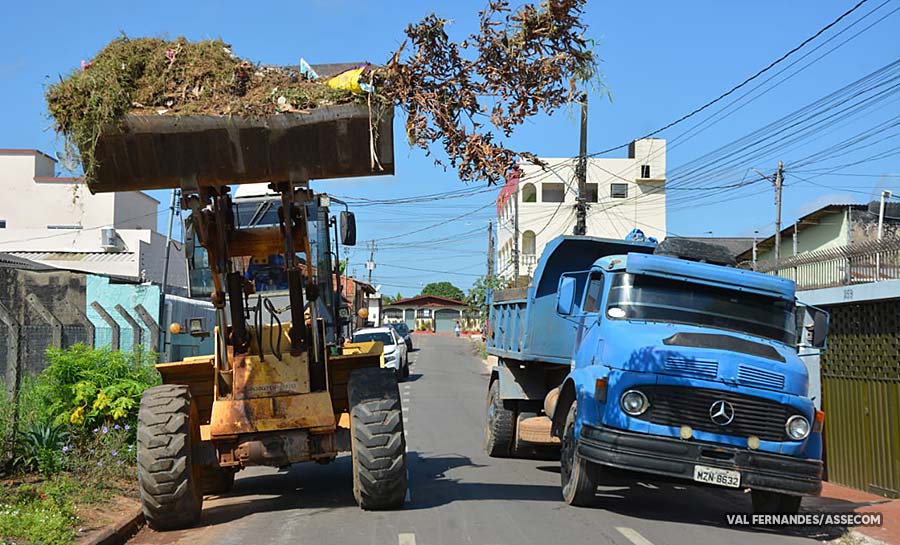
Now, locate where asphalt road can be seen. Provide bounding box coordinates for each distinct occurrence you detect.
[127,334,840,545]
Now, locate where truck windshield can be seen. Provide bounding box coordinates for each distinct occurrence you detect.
[606,273,796,344]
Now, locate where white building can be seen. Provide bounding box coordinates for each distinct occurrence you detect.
[496,138,666,280]
[0,149,187,289]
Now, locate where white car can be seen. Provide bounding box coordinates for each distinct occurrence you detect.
[352,326,409,381]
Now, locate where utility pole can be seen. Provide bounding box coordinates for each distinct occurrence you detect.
[487,221,494,278]
[513,183,520,287]
[159,188,178,362]
[752,230,758,269]
[574,95,588,236]
[774,161,784,262]
[877,190,893,281]
[366,241,376,285]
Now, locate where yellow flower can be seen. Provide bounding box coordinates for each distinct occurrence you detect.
[69,406,85,425]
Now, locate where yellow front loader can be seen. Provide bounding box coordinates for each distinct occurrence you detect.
[87,103,406,530]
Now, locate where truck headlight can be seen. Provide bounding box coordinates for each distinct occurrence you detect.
[786,415,810,440]
[621,390,649,416]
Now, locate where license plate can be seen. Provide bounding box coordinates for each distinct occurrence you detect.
[693,465,741,488]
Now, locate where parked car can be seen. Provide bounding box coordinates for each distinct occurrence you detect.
[353,326,409,380]
[389,322,414,351]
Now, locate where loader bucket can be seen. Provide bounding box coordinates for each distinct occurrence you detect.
[87,103,395,193]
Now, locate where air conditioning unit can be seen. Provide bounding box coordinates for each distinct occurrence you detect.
[101,228,120,251]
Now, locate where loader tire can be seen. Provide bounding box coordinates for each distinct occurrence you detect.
[348,368,407,510]
[201,466,236,495]
[484,380,515,457]
[137,385,203,530]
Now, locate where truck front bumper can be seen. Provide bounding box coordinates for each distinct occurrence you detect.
[578,424,823,496]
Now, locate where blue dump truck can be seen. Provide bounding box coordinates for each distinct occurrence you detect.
[485,235,829,513]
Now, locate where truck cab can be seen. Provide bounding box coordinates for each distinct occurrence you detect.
[485,236,828,514]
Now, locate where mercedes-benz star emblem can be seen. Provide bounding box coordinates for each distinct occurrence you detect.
[709,400,735,426]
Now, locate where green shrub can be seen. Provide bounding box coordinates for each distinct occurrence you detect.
[28,344,159,430]
[14,420,70,477]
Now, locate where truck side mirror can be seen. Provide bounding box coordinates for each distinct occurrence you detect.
[557,276,576,315]
[340,211,357,246]
[796,303,829,349]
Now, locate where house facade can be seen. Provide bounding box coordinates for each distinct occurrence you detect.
[737,202,900,269]
[0,149,187,290]
[384,295,473,333]
[495,138,667,282]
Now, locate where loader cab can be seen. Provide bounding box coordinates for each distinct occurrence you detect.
[184,184,354,345]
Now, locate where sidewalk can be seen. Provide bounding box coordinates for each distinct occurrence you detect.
[807,482,900,544]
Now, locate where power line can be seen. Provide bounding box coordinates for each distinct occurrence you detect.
[584,0,875,158]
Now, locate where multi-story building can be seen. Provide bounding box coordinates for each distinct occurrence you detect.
[495,138,667,281]
[0,149,187,290]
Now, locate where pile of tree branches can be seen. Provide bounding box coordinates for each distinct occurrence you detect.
[377,0,596,184]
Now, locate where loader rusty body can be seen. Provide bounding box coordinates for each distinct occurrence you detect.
[106,101,407,528]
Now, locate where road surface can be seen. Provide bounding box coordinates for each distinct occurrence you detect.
[127,334,840,545]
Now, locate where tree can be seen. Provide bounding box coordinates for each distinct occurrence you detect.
[383,291,405,305]
[466,275,505,318]
[421,281,465,302]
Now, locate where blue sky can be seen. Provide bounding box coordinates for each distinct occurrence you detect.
[2,0,899,296]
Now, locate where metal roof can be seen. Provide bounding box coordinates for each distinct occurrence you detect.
[0,252,56,271]
[7,251,135,263]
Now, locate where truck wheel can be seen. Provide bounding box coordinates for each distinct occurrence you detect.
[751,490,802,514]
[484,380,515,457]
[348,368,407,510]
[137,385,203,530]
[561,404,598,507]
[201,466,236,495]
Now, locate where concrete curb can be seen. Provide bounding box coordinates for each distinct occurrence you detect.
[81,508,144,545]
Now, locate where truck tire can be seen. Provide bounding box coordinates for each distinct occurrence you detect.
[348,368,407,510]
[201,466,236,495]
[561,404,599,507]
[484,380,515,457]
[751,490,802,514]
[137,385,203,530]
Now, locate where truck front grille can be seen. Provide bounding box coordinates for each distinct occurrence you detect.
[632,385,799,442]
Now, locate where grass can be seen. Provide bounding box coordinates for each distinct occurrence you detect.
[0,476,79,545]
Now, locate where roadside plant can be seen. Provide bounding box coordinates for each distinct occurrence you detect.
[14,420,70,477]
[28,344,159,430]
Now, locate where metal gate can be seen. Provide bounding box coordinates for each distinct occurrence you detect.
[822,300,900,498]
[434,309,458,334]
[405,309,415,331]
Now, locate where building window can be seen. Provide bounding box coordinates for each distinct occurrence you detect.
[47,225,82,230]
[585,183,598,203]
[0,220,5,228]
[640,164,651,178]
[417,308,432,319]
[522,230,536,255]
[610,183,628,199]
[521,183,537,203]
[542,183,565,202]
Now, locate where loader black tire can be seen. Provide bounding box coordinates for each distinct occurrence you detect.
[137,385,203,530]
[484,380,515,457]
[201,466,236,495]
[348,368,407,510]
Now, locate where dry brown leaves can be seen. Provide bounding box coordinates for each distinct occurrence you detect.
[375,0,596,184]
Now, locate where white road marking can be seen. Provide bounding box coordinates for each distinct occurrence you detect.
[616,527,655,545]
[398,532,415,545]
[403,417,409,424]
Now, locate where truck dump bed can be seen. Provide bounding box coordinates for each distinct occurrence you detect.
[87,102,394,193]
[487,236,655,364]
